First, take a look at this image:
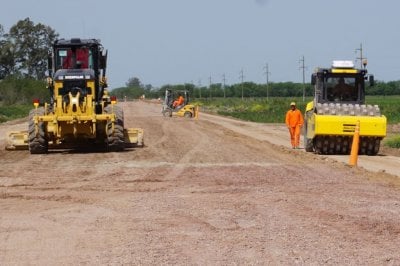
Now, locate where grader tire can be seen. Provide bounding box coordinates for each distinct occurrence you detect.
[105,105,125,152]
[28,107,48,154]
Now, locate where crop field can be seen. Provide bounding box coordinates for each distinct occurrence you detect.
[197,95,400,124]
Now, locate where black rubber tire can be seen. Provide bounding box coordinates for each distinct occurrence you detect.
[28,107,48,154]
[305,138,314,152]
[162,108,172,117]
[105,105,125,152]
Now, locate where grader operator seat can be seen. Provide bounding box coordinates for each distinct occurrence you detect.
[59,48,88,69]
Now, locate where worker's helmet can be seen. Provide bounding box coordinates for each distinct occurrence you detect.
[290,102,296,106]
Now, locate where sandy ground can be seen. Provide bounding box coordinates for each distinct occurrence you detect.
[0,101,399,265]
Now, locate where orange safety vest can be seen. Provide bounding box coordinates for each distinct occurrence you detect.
[285,109,303,127]
[177,96,184,105]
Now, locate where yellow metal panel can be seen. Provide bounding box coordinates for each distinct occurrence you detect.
[305,101,314,112]
[38,116,54,122]
[87,81,95,98]
[314,115,386,137]
[331,69,358,74]
[5,131,29,150]
[96,114,114,121]
[124,128,144,147]
[57,116,74,121]
[54,81,63,97]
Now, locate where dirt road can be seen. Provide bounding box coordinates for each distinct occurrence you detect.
[0,101,399,265]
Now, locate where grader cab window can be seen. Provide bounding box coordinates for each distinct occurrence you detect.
[56,48,92,70]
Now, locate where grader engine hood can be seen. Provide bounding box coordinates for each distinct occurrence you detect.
[54,69,95,80]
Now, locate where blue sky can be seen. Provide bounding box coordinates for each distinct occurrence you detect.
[1,0,400,88]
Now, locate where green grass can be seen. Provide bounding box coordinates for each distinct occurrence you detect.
[197,96,400,124]
[384,135,400,148]
[0,105,31,123]
[197,97,311,123]
[365,95,400,124]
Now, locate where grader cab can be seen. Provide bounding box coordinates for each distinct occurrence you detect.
[6,38,143,153]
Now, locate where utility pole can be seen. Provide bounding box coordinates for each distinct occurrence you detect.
[299,56,306,102]
[239,69,244,100]
[263,63,271,101]
[355,43,367,69]
[209,75,212,99]
[198,79,202,99]
[222,73,226,98]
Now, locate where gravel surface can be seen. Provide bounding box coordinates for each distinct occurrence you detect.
[0,101,399,265]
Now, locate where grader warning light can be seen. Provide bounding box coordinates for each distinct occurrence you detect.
[33,99,40,108]
[110,96,117,104]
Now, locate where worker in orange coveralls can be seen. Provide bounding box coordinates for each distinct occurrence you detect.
[172,94,184,108]
[285,102,304,149]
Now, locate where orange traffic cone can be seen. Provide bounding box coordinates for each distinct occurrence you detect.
[349,120,360,166]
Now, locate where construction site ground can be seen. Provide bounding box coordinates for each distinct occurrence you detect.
[0,100,399,265]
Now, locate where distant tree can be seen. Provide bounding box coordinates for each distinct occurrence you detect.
[7,18,58,80]
[0,75,47,105]
[126,76,142,88]
[0,42,17,79]
[0,24,16,79]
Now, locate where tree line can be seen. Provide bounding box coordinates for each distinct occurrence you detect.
[1,18,400,106]
[0,18,58,80]
[0,18,57,105]
[112,77,400,101]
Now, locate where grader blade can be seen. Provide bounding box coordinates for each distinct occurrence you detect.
[124,128,144,148]
[5,131,29,150]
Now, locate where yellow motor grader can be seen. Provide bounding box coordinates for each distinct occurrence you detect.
[6,38,143,153]
[304,60,386,155]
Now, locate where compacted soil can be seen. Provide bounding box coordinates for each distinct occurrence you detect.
[0,101,399,265]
